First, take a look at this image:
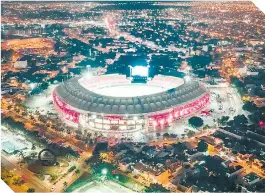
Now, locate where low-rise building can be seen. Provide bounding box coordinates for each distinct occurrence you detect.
[242,172,263,189]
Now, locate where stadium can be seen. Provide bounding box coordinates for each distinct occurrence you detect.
[52,67,210,133]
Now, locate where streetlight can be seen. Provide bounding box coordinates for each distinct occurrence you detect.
[101,168,108,175]
[29,83,37,90]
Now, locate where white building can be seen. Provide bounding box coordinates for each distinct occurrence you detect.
[14,60,27,69]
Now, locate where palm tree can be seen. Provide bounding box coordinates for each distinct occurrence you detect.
[13,176,24,186]
[63,181,67,188]
[203,124,210,130]
[87,133,92,139]
[187,130,195,137]
[27,188,35,193]
[219,116,230,126]
[39,168,45,178]
[31,144,36,150]
[30,152,38,159]
[18,150,25,160]
[66,128,71,135]
[216,118,222,126]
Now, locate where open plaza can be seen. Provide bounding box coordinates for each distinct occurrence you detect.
[24,74,244,143]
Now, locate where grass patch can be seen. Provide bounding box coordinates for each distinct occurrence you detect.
[28,160,61,176]
[65,172,92,192]
[57,157,69,167]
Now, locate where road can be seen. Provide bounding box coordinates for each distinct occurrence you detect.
[211,148,265,179]
[2,105,95,193]
[148,129,216,146]
[3,106,90,153]
[1,154,49,192]
[54,151,92,192]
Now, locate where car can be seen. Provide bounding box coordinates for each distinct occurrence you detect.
[51,186,56,192]
[22,175,28,181]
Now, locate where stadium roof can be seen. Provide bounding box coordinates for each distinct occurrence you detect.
[55,77,207,115]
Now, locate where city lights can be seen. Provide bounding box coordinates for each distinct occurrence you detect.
[101,168,108,175]
[1,1,265,193]
[29,83,37,90]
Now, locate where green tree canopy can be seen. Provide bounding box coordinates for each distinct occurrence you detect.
[242,101,258,113]
[145,183,169,193]
[188,116,204,128]
[27,188,35,193]
[197,140,208,152]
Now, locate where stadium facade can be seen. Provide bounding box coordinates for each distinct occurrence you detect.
[52,74,210,133]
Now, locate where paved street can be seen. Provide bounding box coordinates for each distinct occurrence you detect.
[1,154,49,192]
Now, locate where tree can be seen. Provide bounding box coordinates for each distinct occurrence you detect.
[242,101,257,113]
[230,76,243,88]
[39,168,45,178]
[31,144,36,150]
[89,139,94,146]
[163,133,170,138]
[17,150,25,162]
[13,176,24,186]
[75,169,80,174]
[187,130,195,137]
[203,124,210,130]
[261,47,265,56]
[188,116,204,128]
[3,178,9,185]
[145,183,169,193]
[63,181,68,188]
[68,165,76,172]
[27,188,35,193]
[248,111,265,125]
[233,114,248,126]
[86,132,92,139]
[30,152,38,159]
[220,116,230,125]
[197,140,208,152]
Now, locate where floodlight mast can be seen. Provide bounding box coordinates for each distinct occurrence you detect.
[129,65,133,78]
[129,65,150,78]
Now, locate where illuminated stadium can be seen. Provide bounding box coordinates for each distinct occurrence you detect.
[52,67,210,133]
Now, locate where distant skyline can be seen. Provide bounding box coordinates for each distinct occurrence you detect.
[3,0,263,14]
[1,0,252,2]
[1,0,265,193]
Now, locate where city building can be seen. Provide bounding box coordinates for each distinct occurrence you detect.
[14,60,27,69]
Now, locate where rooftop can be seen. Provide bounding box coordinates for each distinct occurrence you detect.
[54,74,208,115]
